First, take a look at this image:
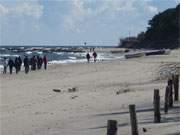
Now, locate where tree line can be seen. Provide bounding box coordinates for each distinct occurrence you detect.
[119,4,180,49]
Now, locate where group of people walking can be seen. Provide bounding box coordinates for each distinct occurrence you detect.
[2,55,48,74]
[2,50,96,74]
[86,51,97,63]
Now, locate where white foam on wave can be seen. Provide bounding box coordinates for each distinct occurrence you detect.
[69,52,74,55]
[48,59,86,65]
[0,65,3,69]
[48,52,124,65]
[73,52,86,57]
[25,51,32,54]
[0,54,11,57]
[69,56,77,60]
[54,52,64,55]
[0,65,3,72]
[0,54,19,57]
[35,51,43,54]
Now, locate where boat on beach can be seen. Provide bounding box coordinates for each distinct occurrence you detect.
[111,49,130,53]
[124,52,145,59]
[145,49,171,56]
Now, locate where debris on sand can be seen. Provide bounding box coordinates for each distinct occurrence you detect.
[142,127,147,132]
[68,87,78,93]
[116,89,131,95]
[157,63,180,80]
[71,96,78,99]
[52,87,78,93]
[53,89,61,92]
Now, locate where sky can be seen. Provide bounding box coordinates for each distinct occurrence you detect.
[0,0,179,46]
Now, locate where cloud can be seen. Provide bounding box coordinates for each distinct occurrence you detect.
[146,5,158,13]
[174,0,180,4]
[0,1,44,34]
[142,1,158,14]
[0,4,9,15]
[0,2,44,19]
[63,0,131,32]
[70,0,137,17]
[12,2,44,19]
[62,0,158,32]
[103,0,136,12]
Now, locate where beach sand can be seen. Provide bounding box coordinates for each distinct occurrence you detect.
[0,49,180,135]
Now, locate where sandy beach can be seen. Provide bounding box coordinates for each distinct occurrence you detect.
[0,49,180,135]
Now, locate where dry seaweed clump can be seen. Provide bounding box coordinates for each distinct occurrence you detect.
[157,63,180,80]
[68,87,78,93]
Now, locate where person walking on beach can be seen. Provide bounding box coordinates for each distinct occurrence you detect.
[30,56,34,70]
[86,52,90,63]
[33,56,37,70]
[18,56,22,71]
[2,58,8,74]
[39,56,43,69]
[37,56,40,69]
[14,57,20,74]
[43,55,47,70]
[23,56,29,74]
[30,56,37,71]
[37,56,43,69]
[8,58,14,74]
[92,51,97,62]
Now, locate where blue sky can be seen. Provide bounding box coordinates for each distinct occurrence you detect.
[0,0,179,46]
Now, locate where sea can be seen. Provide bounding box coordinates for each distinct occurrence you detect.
[0,46,125,72]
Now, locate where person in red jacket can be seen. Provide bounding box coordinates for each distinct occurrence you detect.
[43,55,48,70]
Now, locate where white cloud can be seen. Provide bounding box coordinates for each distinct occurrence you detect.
[63,0,158,32]
[0,2,44,19]
[70,0,157,17]
[0,1,44,36]
[12,3,44,19]
[174,0,180,4]
[63,0,88,32]
[63,0,133,31]
[146,5,158,13]
[142,1,158,14]
[0,4,9,15]
[103,0,136,12]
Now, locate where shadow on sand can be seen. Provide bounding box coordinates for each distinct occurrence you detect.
[88,123,128,130]
[165,133,180,135]
[88,105,180,130]
[92,106,180,117]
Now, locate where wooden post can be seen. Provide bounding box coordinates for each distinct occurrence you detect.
[164,86,170,114]
[154,89,161,123]
[107,120,118,135]
[129,104,139,135]
[173,75,179,101]
[168,79,173,107]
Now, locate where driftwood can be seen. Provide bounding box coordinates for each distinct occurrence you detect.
[53,89,61,92]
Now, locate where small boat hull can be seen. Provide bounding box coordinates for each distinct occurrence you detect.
[125,53,144,59]
[145,49,170,56]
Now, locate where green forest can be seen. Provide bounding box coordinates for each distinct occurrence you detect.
[119,4,180,49]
